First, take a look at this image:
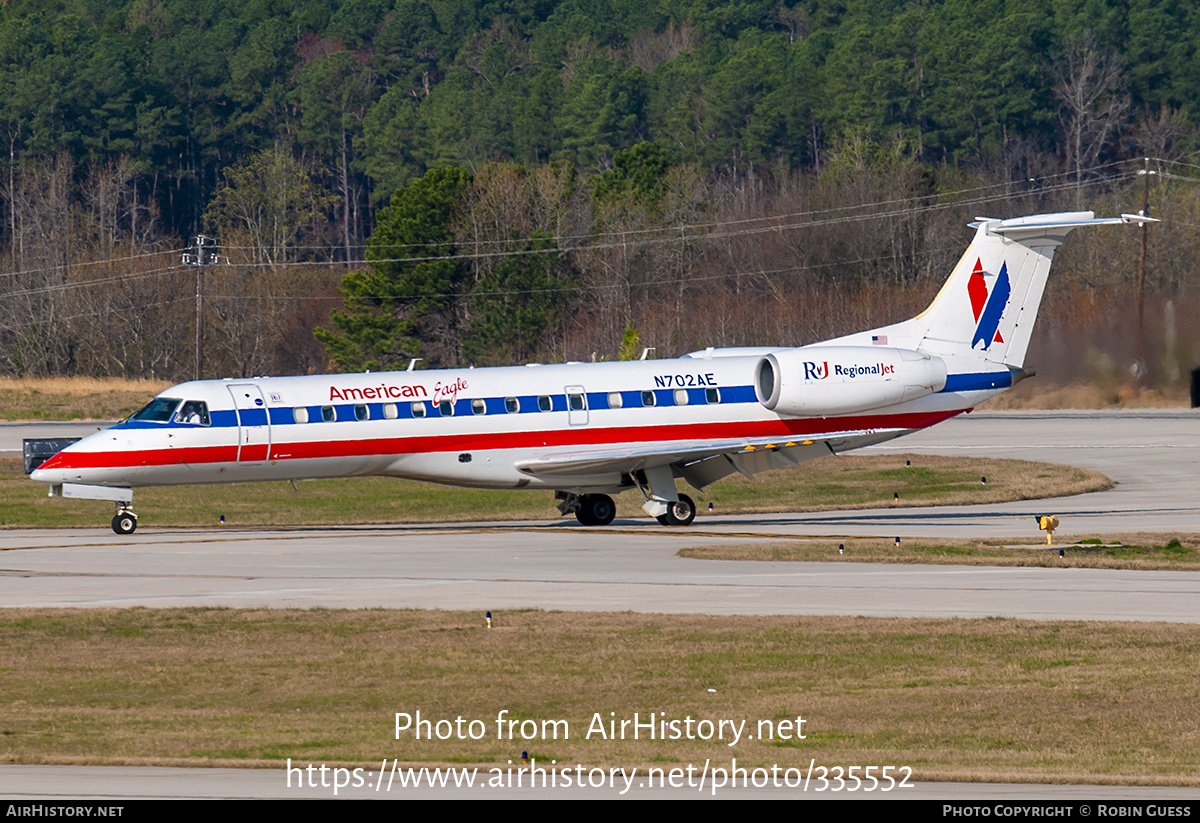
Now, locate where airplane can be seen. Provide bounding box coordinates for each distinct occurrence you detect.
[30,210,1152,535]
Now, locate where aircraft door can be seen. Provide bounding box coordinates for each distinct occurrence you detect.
[565,385,589,426]
[227,384,272,462]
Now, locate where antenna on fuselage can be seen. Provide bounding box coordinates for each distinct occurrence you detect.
[639,347,655,361]
[407,358,423,372]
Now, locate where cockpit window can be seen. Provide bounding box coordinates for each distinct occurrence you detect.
[175,400,211,426]
[131,397,182,422]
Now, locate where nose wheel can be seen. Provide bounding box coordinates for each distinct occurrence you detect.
[111,506,138,535]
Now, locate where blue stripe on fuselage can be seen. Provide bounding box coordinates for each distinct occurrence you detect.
[111,384,760,429]
[941,371,1013,393]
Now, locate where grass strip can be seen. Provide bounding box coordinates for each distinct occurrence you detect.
[0,377,168,422]
[0,608,1197,785]
[679,535,1200,571]
[2,454,1111,530]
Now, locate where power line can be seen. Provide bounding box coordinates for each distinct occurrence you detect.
[215,161,1140,254]
[211,169,1135,269]
[0,164,1151,302]
[0,246,187,282]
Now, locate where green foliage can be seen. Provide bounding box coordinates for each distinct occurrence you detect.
[593,141,676,209]
[0,0,1190,240]
[316,166,471,371]
[461,232,571,366]
[4,0,1200,384]
[617,321,642,360]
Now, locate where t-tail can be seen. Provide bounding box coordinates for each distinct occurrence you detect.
[829,211,1156,375]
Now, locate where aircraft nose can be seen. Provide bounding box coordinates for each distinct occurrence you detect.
[28,433,91,483]
[30,459,68,484]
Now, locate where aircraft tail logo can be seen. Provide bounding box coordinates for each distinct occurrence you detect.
[967,258,1010,351]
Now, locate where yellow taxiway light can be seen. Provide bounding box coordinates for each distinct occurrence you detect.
[1036,515,1059,545]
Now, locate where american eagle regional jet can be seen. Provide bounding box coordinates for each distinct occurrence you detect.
[32,211,1150,534]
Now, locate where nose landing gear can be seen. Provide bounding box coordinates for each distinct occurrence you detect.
[111,505,138,535]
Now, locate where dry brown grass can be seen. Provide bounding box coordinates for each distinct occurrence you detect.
[2,608,1198,785]
[679,533,1200,570]
[0,377,169,421]
[980,380,1189,410]
[701,453,1112,514]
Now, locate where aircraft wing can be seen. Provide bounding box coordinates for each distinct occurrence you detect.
[514,425,915,488]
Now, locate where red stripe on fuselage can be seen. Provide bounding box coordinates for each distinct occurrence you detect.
[38,409,964,472]
[37,444,240,471]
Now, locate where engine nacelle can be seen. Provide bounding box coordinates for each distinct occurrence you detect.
[755,346,948,417]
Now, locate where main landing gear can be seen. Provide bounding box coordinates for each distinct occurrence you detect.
[555,472,700,528]
[654,494,696,527]
[633,465,699,527]
[577,493,616,526]
[557,492,617,526]
[111,505,138,535]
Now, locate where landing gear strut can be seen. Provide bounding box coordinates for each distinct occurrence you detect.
[655,494,696,527]
[111,505,138,535]
[634,465,698,527]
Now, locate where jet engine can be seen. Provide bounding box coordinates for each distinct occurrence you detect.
[755,346,948,417]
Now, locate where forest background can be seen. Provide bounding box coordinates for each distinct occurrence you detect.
[0,0,1196,401]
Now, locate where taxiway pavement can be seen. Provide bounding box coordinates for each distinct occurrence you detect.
[1,410,1196,620]
[3,410,1197,800]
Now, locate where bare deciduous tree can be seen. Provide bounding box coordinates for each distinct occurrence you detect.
[1054,35,1131,194]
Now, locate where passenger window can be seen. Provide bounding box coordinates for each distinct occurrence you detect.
[568,393,586,411]
[355,404,369,421]
[322,405,336,422]
[706,388,720,404]
[607,392,623,409]
[383,403,398,419]
[471,398,486,415]
[537,395,552,412]
[674,389,689,406]
[175,400,210,425]
[505,397,519,413]
[411,402,426,419]
[641,391,656,407]
[293,407,309,424]
[438,400,454,417]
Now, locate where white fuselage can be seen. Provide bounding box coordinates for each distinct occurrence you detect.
[30,350,999,495]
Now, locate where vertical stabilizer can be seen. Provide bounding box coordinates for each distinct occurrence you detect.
[900,212,1150,368]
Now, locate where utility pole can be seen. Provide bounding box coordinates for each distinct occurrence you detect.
[183,235,220,381]
[1135,158,1157,380]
